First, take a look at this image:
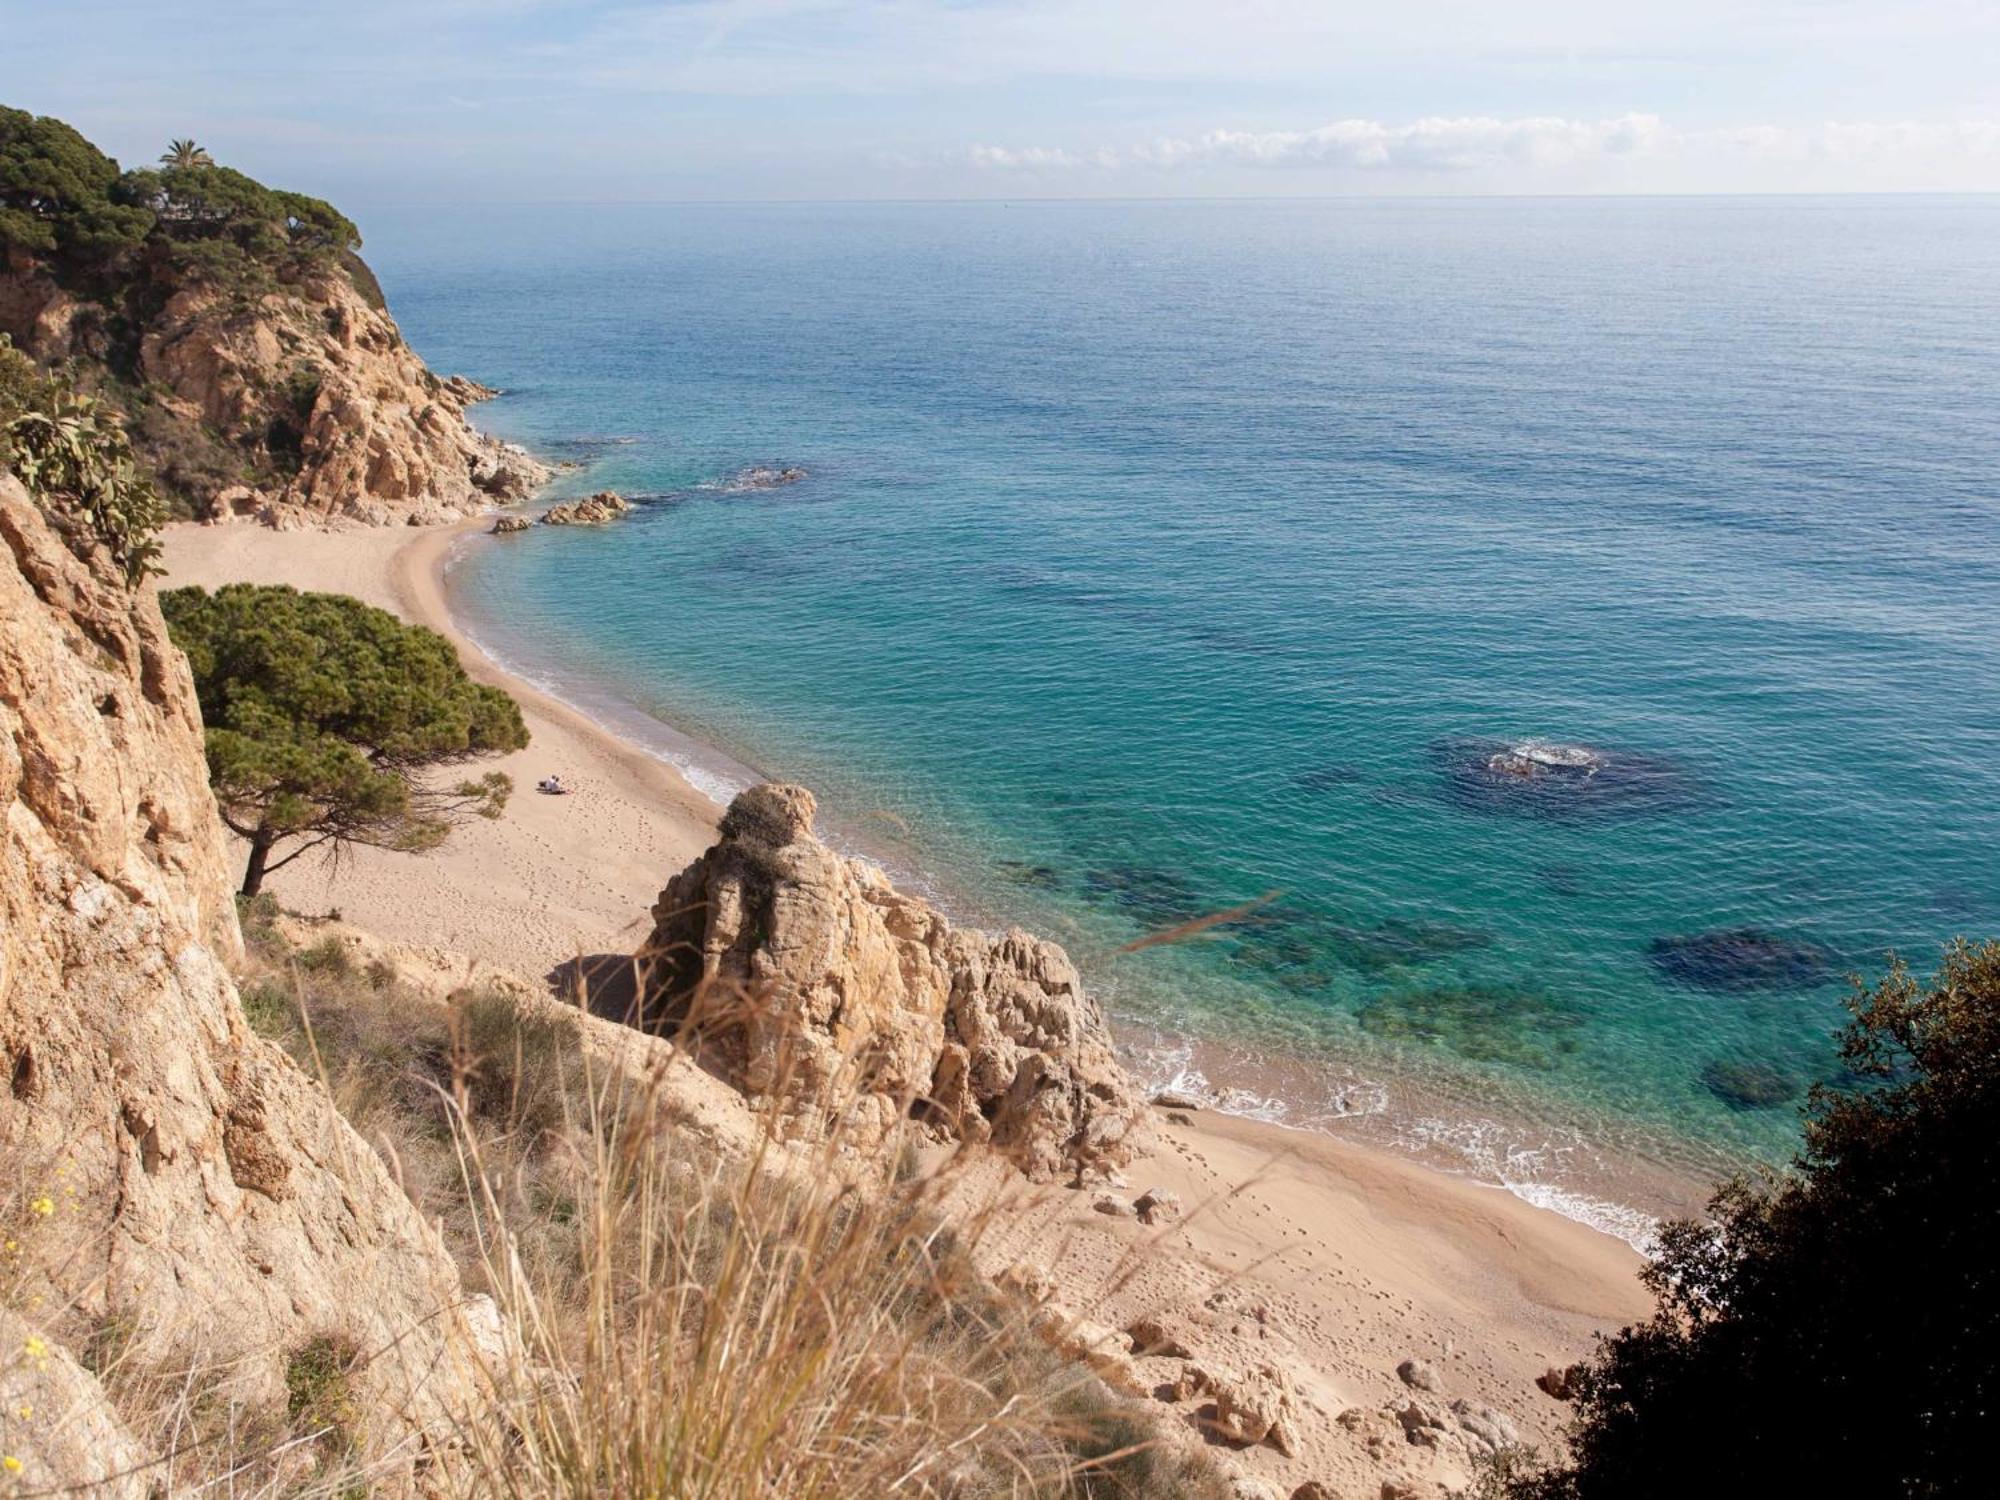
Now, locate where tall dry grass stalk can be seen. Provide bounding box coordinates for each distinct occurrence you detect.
[1,914,1222,1497]
[442,961,1194,1499]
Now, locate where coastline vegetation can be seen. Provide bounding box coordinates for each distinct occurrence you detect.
[161,584,530,895]
[0,106,359,304]
[1,333,166,583]
[1504,940,2000,1498]
[1,106,382,510]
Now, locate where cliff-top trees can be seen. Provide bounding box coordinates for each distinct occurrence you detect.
[1508,939,2000,1499]
[0,104,360,293]
[161,584,529,896]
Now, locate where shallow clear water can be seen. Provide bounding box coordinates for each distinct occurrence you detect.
[358,197,2000,1234]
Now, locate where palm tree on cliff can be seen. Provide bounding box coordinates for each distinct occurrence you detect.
[160,139,213,169]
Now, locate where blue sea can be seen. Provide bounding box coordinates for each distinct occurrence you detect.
[359,197,2000,1241]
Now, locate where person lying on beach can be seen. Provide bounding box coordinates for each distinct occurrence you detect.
[537,776,571,795]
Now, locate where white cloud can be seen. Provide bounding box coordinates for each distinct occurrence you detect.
[970,114,2000,183]
[1127,115,1672,172]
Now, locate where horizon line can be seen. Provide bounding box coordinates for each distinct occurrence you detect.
[339,188,2000,208]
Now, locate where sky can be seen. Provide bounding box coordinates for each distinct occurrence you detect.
[5,1,2000,202]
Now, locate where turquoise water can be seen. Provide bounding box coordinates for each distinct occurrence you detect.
[361,198,2000,1234]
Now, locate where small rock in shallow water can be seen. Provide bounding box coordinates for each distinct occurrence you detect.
[1432,735,1698,822]
[1700,1058,1799,1110]
[489,514,530,534]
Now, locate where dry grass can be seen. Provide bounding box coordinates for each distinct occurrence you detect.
[23,898,1224,1499]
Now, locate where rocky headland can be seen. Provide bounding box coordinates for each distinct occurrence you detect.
[0,108,547,529]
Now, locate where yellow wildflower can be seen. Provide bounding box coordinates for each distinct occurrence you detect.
[15,1405,29,1419]
[2,1455,19,1472]
[28,1197,53,1218]
[21,1336,46,1360]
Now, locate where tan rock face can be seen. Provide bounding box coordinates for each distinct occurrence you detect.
[637,784,1144,1181]
[0,1309,151,1498]
[2,269,547,527]
[0,476,476,1450]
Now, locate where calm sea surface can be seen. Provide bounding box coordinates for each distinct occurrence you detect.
[358,198,2000,1240]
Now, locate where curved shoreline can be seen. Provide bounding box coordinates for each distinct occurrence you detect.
[437,517,1717,1242]
[158,509,1658,1472]
[160,512,1706,1251]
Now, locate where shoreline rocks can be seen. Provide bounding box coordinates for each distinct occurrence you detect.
[540,490,632,526]
[723,465,808,491]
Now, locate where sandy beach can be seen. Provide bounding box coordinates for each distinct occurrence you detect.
[160,517,722,976]
[158,514,1655,1492]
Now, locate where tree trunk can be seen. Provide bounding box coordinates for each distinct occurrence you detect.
[240,829,275,898]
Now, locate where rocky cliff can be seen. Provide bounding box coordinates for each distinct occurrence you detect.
[636,783,1144,1181]
[0,473,480,1474]
[2,267,546,527]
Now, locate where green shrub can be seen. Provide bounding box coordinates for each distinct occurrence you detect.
[0,341,166,585]
[1508,940,2000,1499]
[284,1333,362,1455]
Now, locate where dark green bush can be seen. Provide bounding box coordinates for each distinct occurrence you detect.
[1508,940,2000,1499]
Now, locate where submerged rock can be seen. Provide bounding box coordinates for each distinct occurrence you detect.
[1323,917,1491,975]
[1357,983,1588,1070]
[634,784,1144,1181]
[1649,929,1834,993]
[1080,863,1210,927]
[720,464,809,492]
[995,858,1064,891]
[1701,1058,1800,1110]
[1432,736,1697,822]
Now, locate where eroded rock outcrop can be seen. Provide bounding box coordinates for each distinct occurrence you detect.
[635,784,1143,1180]
[0,474,477,1457]
[2,269,547,527]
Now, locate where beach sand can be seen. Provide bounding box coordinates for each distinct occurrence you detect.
[158,515,1655,1492]
[159,518,720,976]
